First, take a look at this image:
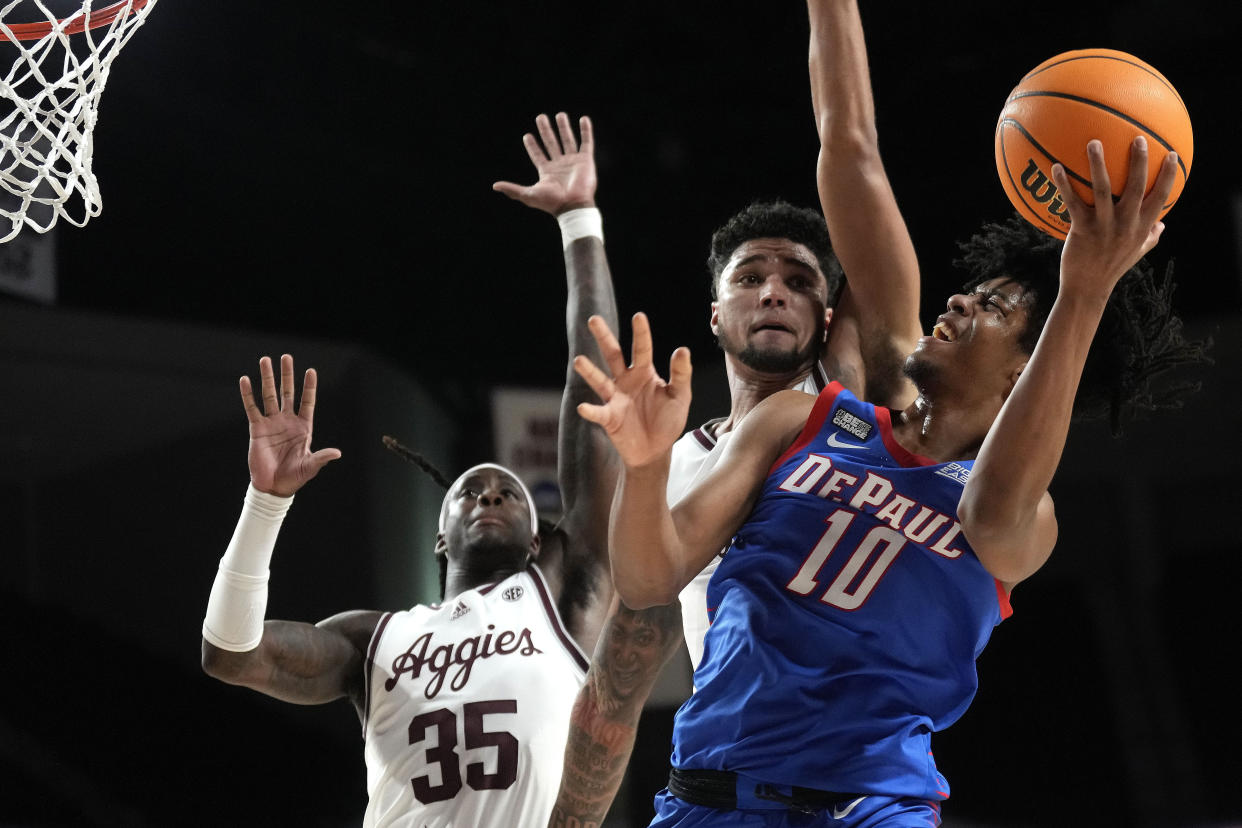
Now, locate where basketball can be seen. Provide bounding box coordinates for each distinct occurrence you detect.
[994,48,1193,239]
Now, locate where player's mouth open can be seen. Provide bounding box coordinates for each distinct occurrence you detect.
[932,322,956,342]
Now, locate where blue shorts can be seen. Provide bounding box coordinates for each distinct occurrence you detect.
[650,789,942,828]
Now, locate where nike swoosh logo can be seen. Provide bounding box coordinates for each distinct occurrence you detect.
[826,432,866,450]
[831,796,867,819]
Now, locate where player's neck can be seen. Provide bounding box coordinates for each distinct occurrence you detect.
[717,356,813,436]
[891,393,997,462]
[444,560,528,601]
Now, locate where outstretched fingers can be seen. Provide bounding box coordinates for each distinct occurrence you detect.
[1049,162,1082,222]
[491,132,546,199]
[536,113,562,159]
[279,354,296,412]
[521,130,546,168]
[1052,139,1114,228]
[308,446,343,472]
[588,314,629,379]
[1117,135,1150,212]
[239,375,261,423]
[573,355,622,433]
[575,399,612,429]
[668,346,693,401]
[555,111,578,154]
[242,355,322,423]
[578,115,594,156]
[573,353,617,405]
[1085,139,1114,219]
[1141,147,1179,226]
[298,368,319,421]
[258,355,278,417]
[629,312,654,370]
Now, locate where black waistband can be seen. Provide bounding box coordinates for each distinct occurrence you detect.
[668,768,855,815]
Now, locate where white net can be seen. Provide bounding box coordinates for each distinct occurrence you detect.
[0,0,157,242]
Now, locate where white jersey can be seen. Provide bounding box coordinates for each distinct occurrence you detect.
[362,565,589,828]
[672,364,829,673]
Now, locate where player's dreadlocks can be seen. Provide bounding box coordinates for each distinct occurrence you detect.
[382,436,453,489]
[956,214,1210,435]
[382,436,579,604]
[383,436,455,597]
[707,200,844,304]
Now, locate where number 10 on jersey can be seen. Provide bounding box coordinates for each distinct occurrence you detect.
[785,510,907,610]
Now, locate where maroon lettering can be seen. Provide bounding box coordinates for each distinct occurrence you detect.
[387,625,545,699]
[494,630,516,653]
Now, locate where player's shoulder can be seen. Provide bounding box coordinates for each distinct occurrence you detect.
[317,609,384,637]
[730,390,820,461]
[315,609,386,662]
[753,388,820,426]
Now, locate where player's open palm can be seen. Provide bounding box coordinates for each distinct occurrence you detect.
[493,112,597,215]
[240,354,341,497]
[574,313,691,470]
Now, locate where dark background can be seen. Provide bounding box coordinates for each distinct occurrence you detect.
[2,1,1240,826]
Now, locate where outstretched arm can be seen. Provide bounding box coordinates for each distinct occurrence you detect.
[547,597,682,828]
[960,138,1179,586]
[808,0,922,408]
[495,113,621,650]
[201,355,373,711]
[575,315,811,608]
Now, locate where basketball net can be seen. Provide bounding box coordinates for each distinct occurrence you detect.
[0,0,157,243]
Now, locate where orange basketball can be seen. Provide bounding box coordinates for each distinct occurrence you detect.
[994,48,1193,239]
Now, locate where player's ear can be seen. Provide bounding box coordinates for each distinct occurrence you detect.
[822,307,833,341]
[527,532,542,561]
[1002,361,1028,400]
[434,533,448,557]
[710,301,720,336]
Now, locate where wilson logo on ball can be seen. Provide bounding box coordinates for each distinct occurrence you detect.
[1017,160,1072,224]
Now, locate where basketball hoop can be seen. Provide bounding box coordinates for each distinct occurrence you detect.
[0,1,158,242]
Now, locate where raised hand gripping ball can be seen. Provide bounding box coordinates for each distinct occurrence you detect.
[995,48,1193,239]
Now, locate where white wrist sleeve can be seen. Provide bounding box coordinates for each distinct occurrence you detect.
[202,484,294,652]
[557,207,603,250]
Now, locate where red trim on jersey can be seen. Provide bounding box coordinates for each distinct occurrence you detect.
[691,424,717,450]
[994,579,1013,620]
[362,611,395,734]
[874,406,937,467]
[768,382,843,476]
[527,564,591,673]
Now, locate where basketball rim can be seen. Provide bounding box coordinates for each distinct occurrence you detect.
[0,0,151,42]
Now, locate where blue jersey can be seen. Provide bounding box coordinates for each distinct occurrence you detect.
[671,383,1012,801]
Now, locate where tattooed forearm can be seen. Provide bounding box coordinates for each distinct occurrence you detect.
[549,688,636,828]
[548,601,682,828]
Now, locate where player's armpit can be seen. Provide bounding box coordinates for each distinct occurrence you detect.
[960,490,1058,587]
[821,290,865,398]
[547,598,682,828]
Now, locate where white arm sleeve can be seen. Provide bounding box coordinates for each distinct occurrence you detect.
[202,484,293,652]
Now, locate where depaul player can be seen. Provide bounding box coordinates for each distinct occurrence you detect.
[574,133,1199,827]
